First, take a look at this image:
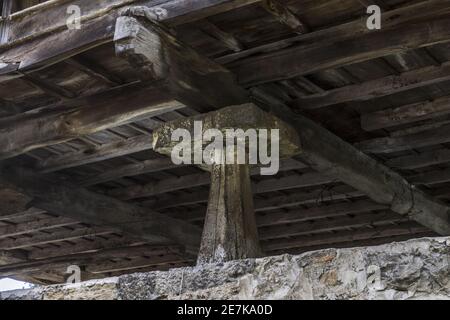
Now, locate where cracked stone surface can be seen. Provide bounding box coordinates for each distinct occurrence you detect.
[1,237,448,300]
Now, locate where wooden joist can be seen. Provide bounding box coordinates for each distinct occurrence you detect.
[262,222,428,252]
[361,95,450,131]
[356,124,450,154]
[261,0,309,34]
[0,84,182,160]
[386,149,450,170]
[0,165,202,249]
[232,18,450,86]
[293,63,450,111]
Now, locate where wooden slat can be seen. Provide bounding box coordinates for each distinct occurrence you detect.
[361,95,450,131]
[232,19,450,87]
[386,149,450,170]
[293,63,450,111]
[0,165,202,249]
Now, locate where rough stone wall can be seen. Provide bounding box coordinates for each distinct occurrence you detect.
[1,237,449,300]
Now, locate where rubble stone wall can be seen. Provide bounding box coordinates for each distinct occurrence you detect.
[1,237,449,300]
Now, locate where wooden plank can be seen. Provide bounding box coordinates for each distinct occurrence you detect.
[232,19,450,87]
[0,84,182,160]
[262,222,428,252]
[0,226,114,250]
[0,217,78,239]
[0,0,259,75]
[386,149,450,170]
[38,134,154,173]
[356,124,450,154]
[361,95,450,131]
[293,63,450,111]
[0,165,202,249]
[110,170,331,201]
[217,0,450,65]
[259,211,407,240]
[256,199,388,227]
[261,0,309,34]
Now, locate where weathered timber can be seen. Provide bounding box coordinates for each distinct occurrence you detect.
[217,0,450,65]
[38,134,155,173]
[261,0,309,34]
[232,19,450,86]
[0,84,182,160]
[361,95,450,131]
[356,124,450,154]
[0,165,202,249]
[0,216,78,239]
[293,63,450,111]
[197,164,261,264]
[0,244,184,278]
[262,222,428,252]
[386,149,450,170]
[114,12,249,112]
[195,20,244,52]
[259,211,407,240]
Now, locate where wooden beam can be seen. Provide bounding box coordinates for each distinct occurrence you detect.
[262,222,427,252]
[386,149,450,170]
[232,18,450,87]
[114,12,248,112]
[261,0,309,34]
[217,0,450,65]
[356,124,450,154]
[0,243,185,278]
[109,169,330,201]
[256,199,388,227]
[259,211,407,240]
[0,0,260,76]
[0,216,78,239]
[37,134,155,173]
[361,95,450,131]
[196,20,244,52]
[0,165,202,249]
[293,63,450,110]
[0,84,183,160]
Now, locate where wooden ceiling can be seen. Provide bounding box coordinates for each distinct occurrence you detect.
[0,0,449,284]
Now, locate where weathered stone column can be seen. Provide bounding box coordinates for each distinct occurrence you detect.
[153,103,301,265]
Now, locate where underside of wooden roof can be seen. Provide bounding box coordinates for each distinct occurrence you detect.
[0,0,449,284]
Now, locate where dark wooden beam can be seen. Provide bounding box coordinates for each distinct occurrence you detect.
[261,0,309,34]
[262,222,427,251]
[356,124,450,154]
[0,165,202,249]
[37,134,155,173]
[217,0,450,65]
[232,18,450,87]
[361,95,450,131]
[386,149,450,170]
[293,63,450,111]
[0,84,182,160]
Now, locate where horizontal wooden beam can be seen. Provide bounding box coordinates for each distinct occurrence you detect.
[0,217,78,239]
[262,222,428,251]
[232,18,450,86]
[361,95,450,131]
[218,0,450,65]
[356,124,450,154]
[386,149,450,170]
[259,211,407,240]
[0,165,202,249]
[1,0,260,73]
[110,166,325,201]
[0,84,182,160]
[38,134,154,173]
[293,63,450,111]
[0,243,184,278]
